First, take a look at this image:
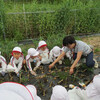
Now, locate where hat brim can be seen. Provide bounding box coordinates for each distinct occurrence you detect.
[11,51,23,56]
[33,51,39,57]
[0,82,34,100]
[38,44,47,49]
[54,53,61,57]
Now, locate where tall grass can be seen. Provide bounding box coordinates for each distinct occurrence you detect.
[0,0,100,41]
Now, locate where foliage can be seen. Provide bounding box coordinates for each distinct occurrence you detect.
[0,0,99,40]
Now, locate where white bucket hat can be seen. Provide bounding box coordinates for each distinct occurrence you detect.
[86,74,100,100]
[12,47,22,55]
[26,48,39,60]
[0,82,34,100]
[38,41,47,49]
[52,46,62,57]
[51,85,69,100]
[26,85,41,100]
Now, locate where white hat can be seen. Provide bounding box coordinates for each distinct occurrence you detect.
[26,85,41,100]
[0,82,34,100]
[26,48,39,60]
[86,74,100,100]
[52,46,62,57]
[12,47,22,55]
[12,47,22,53]
[38,41,47,49]
[0,90,24,100]
[51,85,69,100]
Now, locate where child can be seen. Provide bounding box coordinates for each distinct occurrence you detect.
[50,85,69,100]
[37,40,51,64]
[50,46,64,65]
[68,74,100,100]
[7,47,24,77]
[26,48,41,76]
[0,51,7,76]
[0,82,39,100]
[49,36,98,75]
[62,47,72,60]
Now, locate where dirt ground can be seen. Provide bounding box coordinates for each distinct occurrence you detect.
[81,36,100,53]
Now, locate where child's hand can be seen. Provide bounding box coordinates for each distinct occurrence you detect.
[39,56,42,60]
[70,68,74,74]
[49,63,54,69]
[23,59,26,64]
[31,71,37,76]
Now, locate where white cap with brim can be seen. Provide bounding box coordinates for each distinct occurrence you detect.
[0,90,24,100]
[12,47,22,53]
[86,74,100,100]
[52,46,61,57]
[0,82,34,100]
[26,48,39,60]
[38,41,47,49]
[26,85,41,100]
[51,85,69,100]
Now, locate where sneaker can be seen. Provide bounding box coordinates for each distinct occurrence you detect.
[93,59,98,68]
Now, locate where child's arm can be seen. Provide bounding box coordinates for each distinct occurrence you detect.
[10,57,18,74]
[26,59,32,72]
[0,56,7,72]
[49,51,65,69]
[17,58,23,73]
[34,59,41,71]
[70,51,83,74]
[26,58,36,76]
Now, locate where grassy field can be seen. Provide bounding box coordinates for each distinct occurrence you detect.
[0,0,100,40]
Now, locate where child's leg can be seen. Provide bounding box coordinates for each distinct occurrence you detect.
[86,51,95,67]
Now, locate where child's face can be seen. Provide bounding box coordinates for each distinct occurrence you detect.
[67,43,75,49]
[40,46,47,51]
[13,52,21,59]
[30,55,38,59]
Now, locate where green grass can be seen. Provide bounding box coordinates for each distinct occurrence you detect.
[0,0,100,40]
[95,48,100,53]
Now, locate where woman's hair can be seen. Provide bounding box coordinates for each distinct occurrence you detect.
[63,36,76,46]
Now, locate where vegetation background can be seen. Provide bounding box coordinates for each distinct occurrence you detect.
[0,0,100,60]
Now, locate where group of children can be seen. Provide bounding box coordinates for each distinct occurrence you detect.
[0,40,71,76]
[0,74,100,100]
[0,36,98,77]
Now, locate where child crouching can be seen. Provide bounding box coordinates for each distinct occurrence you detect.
[0,51,7,76]
[26,48,41,76]
[37,40,51,64]
[7,47,24,77]
[50,46,64,65]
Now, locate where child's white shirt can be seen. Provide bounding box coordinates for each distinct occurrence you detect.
[50,49,63,61]
[68,87,88,100]
[26,56,41,71]
[38,48,51,64]
[0,55,7,72]
[10,55,24,73]
[62,47,72,60]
